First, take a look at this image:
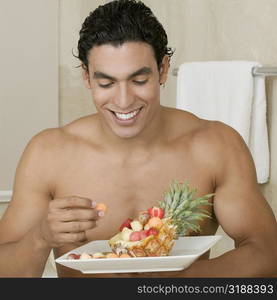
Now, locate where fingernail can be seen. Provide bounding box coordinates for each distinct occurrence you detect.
[98,210,105,217]
[91,201,97,208]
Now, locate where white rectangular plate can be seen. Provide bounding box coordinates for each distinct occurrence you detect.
[55,235,222,274]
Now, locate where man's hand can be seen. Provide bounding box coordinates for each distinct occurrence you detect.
[38,196,102,248]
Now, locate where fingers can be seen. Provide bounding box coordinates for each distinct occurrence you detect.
[51,196,95,209]
[43,196,106,247]
[58,232,87,244]
[60,208,99,222]
[56,220,97,233]
[49,196,102,222]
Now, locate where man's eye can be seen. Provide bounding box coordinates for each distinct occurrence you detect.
[99,82,114,88]
[133,79,148,85]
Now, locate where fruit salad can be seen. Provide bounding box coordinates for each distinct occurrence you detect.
[66,180,214,259]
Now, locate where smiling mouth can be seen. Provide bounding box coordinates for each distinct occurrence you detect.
[111,108,142,121]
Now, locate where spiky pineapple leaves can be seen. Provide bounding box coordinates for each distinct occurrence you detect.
[158,180,214,237]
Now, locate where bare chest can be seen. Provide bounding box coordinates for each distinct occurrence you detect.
[53,146,215,241]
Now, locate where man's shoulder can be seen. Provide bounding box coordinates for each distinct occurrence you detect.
[195,119,245,147]
[29,115,97,149]
[185,115,253,176]
[173,110,253,180]
[170,108,248,157]
[170,108,241,143]
[192,118,248,159]
[27,127,67,150]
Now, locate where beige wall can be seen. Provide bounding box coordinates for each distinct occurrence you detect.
[60,0,277,258]
[0,0,59,191]
[59,0,107,125]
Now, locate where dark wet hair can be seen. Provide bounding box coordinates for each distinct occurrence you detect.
[76,0,174,71]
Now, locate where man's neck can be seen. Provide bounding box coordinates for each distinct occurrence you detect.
[96,106,167,154]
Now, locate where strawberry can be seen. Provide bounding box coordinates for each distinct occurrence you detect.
[146,227,159,236]
[129,231,141,242]
[147,206,164,219]
[119,218,133,231]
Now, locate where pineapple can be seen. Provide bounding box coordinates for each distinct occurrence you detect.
[108,180,214,257]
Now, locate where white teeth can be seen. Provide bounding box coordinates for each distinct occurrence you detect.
[114,109,140,120]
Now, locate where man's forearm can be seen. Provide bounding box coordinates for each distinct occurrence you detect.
[183,242,277,278]
[0,227,51,277]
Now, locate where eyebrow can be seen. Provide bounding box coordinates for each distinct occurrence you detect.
[93,67,152,81]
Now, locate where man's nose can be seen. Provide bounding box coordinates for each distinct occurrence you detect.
[114,83,135,110]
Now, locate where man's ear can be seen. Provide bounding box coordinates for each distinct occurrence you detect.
[159,55,170,85]
[82,65,92,89]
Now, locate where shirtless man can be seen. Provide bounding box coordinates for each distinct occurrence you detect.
[0,0,276,278]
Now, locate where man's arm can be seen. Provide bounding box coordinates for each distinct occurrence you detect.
[0,131,54,277]
[184,122,277,277]
[0,129,100,277]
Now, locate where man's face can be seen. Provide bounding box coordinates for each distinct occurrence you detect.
[83,42,168,139]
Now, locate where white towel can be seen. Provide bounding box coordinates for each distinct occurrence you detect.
[176,61,269,183]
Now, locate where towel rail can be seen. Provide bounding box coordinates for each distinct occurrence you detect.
[172,66,277,77]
